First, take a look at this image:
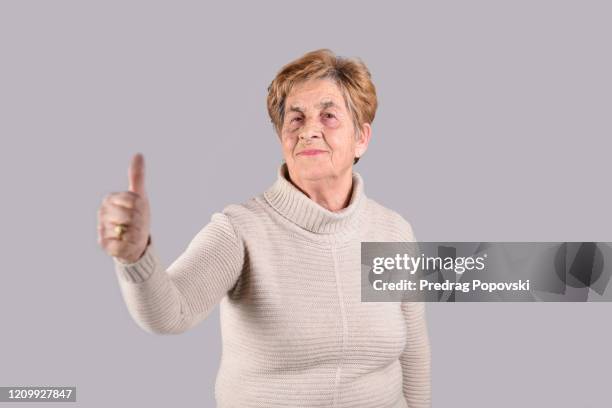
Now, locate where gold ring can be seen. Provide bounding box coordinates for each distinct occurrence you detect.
[114,224,128,240]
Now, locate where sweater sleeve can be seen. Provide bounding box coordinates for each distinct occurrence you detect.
[399,301,431,407]
[112,212,244,335]
[396,216,432,407]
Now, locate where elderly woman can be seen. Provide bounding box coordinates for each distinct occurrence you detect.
[97,49,431,408]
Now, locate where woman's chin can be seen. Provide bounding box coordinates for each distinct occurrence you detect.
[293,163,332,180]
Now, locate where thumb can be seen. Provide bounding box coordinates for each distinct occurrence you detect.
[128,153,146,196]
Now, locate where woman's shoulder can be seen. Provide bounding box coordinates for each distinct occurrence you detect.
[218,195,265,225]
[216,193,281,234]
[364,197,416,241]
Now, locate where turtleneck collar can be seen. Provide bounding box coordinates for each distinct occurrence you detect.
[263,162,367,235]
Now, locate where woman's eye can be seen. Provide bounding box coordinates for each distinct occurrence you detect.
[323,113,336,119]
[291,117,302,123]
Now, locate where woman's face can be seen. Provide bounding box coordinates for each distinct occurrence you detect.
[279,78,370,182]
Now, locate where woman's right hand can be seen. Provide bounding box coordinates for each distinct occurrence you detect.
[97,153,151,264]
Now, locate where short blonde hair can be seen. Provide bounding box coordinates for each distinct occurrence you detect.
[267,49,378,164]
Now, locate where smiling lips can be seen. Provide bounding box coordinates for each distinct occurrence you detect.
[298,149,327,156]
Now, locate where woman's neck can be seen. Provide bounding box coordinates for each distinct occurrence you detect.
[286,169,354,213]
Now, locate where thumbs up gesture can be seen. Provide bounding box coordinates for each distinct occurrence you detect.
[97,153,152,264]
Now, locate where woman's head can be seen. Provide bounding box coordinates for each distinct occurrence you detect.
[267,49,377,182]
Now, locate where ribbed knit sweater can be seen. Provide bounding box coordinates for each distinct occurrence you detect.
[113,163,431,408]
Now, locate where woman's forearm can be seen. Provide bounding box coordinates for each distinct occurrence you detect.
[400,301,432,408]
[113,212,245,335]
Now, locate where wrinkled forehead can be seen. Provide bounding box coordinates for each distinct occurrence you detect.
[285,78,348,112]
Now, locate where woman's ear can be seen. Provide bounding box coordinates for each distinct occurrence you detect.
[355,123,372,158]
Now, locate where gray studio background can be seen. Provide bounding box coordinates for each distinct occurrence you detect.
[1,1,610,407]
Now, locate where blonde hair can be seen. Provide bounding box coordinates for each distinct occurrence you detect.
[267,49,378,164]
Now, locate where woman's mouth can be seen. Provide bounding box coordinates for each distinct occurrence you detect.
[298,149,327,156]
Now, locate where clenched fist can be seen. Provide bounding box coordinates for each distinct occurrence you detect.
[97,153,151,264]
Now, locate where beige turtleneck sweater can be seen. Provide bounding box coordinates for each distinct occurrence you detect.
[113,163,431,408]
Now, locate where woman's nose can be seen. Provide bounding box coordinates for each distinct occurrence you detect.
[298,125,322,141]
[299,133,313,141]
